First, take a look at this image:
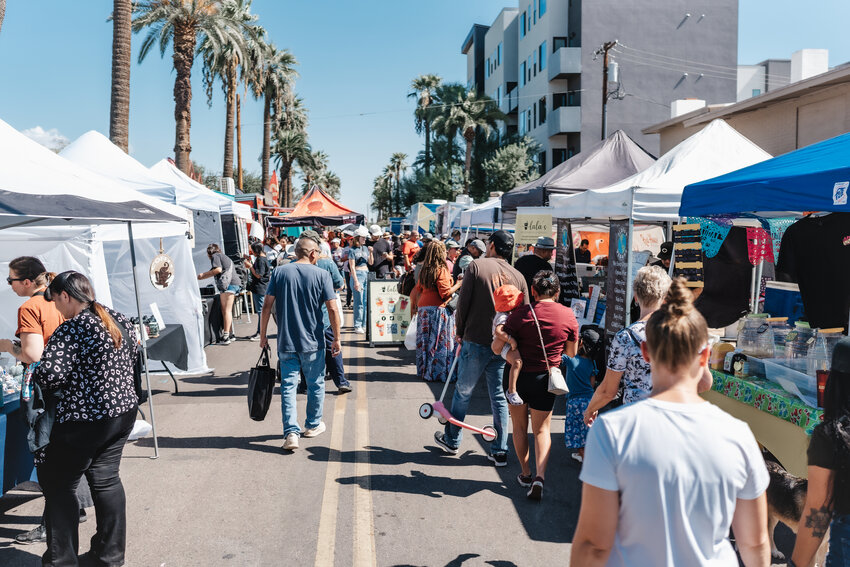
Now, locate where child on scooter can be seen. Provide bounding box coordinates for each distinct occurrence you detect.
[490,284,525,405]
[563,326,604,463]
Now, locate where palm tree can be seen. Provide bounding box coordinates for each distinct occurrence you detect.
[432,89,504,194]
[199,0,263,179]
[109,0,133,152]
[371,172,393,221]
[133,0,245,173]
[389,152,408,215]
[407,74,441,177]
[272,129,312,207]
[278,93,308,132]
[431,83,467,168]
[298,150,329,195]
[251,43,297,196]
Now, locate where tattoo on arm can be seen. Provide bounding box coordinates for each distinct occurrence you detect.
[804,506,832,538]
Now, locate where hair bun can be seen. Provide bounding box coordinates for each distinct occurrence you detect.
[664,278,694,317]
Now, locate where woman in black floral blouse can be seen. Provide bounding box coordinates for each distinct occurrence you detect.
[34,271,138,567]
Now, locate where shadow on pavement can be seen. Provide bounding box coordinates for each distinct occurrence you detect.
[0,546,42,566]
[306,445,488,468]
[133,434,282,454]
[337,469,507,499]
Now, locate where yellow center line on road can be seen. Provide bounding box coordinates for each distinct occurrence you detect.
[353,340,377,567]
[313,385,348,567]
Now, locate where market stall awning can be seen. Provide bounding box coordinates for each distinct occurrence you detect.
[149,159,253,221]
[458,197,511,227]
[680,131,850,217]
[266,186,364,227]
[501,130,656,212]
[549,120,772,221]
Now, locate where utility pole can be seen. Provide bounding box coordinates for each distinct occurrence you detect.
[236,94,243,191]
[596,40,618,140]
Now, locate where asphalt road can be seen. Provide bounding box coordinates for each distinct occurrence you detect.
[0,310,796,566]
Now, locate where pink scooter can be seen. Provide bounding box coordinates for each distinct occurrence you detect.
[418,345,497,442]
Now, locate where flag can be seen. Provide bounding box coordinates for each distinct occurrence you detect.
[268,171,280,207]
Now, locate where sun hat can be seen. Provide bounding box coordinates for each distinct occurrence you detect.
[354,226,369,238]
[534,236,555,250]
[493,285,524,313]
[369,224,383,237]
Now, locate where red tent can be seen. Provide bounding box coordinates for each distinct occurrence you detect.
[266,185,364,227]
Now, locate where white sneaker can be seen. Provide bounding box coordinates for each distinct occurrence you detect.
[282,433,299,450]
[355,327,366,335]
[302,422,326,438]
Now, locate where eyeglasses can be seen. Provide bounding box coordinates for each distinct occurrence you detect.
[6,277,26,285]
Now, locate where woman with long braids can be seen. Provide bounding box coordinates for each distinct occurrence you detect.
[34,271,139,567]
[410,241,461,382]
[791,337,850,567]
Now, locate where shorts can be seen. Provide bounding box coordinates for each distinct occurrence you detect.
[224,284,241,294]
[500,343,512,361]
[503,366,555,412]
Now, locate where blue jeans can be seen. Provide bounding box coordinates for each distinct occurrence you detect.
[443,341,509,455]
[324,325,348,388]
[351,270,368,328]
[279,350,325,437]
[252,292,265,334]
[827,513,850,566]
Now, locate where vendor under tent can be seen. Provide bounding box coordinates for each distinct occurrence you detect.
[501,129,656,212]
[266,185,364,227]
[548,119,772,222]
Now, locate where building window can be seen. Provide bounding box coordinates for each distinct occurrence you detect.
[539,96,547,124]
[528,56,533,82]
[496,86,501,107]
[498,42,502,66]
[553,148,567,167]
[485,58,490,79]
[539,42,547,71]
[553,92,567,109]
[520,62,526,87]
[553,37,567,51]
[533,102,537,128]
[533,50,538,76]
[533,1,537,24]
[527,109,532,132]
[520,13,526,38]
[538,151,547,174]
[540,0,547,17]
[752,88,761,97]
[519,110,526,135]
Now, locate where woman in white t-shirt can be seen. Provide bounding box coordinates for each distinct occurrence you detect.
[571,278,770,567]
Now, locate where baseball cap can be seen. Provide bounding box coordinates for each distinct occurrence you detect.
[300,229,322,244]
[369,224,382,237]
[445,240,460,249]
[658,241,674,260]
[493,285,524,313]
[579,326,603,349]
[469,239,486,254]
[354,226,369,238]
[331,238,340,244]
[534,236,555,250]
[489,230,514,254]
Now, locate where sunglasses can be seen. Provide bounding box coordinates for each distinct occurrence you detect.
[6,277,26,285]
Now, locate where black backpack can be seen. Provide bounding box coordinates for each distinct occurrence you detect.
[398,270,416,296]
[231,257,249,291]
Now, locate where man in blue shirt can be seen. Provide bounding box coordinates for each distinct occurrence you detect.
[260,236,341,451]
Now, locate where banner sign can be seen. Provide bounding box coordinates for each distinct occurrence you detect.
[605,219,630,337]
[514,213,552,245]
[554,219,580,305]
[367,276,413,345]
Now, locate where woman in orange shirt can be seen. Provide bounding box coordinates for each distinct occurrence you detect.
[410,242,461,382]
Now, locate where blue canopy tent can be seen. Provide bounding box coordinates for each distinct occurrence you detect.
[680,131,850,217]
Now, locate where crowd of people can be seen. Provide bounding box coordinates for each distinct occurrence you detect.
[5,220,850,566]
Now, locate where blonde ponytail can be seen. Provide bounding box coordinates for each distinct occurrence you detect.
[645,278,708,370]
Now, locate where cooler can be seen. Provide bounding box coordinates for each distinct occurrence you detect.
[764,281,805,325]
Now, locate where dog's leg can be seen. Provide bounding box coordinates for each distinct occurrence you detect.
[814,526,829,567]
[768,514,785,563]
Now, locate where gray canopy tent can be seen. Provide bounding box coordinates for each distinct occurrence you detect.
[501,130,656,212]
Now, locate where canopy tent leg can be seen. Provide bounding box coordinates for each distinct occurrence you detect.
[751,259,764,313]
[127,222,160,459]
[624,218,635,327]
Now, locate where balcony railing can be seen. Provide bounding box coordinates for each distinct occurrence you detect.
[548,47,581,81]
[547,105,581,137]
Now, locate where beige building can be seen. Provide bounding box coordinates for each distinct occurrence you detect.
[643,64,850,156]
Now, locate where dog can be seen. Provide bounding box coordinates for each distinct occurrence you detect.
[765,459,829,566]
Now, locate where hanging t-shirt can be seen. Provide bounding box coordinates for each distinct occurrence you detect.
[581,398,769,567]
[776,213,850,329]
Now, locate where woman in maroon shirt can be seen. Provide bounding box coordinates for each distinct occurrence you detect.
[503,270,578,500]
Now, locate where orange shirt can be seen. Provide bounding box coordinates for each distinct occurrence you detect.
[402,241,420,264]
[414,267,454,307]
[16,293,65,345]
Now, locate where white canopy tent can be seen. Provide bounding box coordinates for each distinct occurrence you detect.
[148,158,252,221]
[548,120,772,221]
[459,197,515,228]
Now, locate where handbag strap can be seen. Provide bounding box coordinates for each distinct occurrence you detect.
[528,304,550,371]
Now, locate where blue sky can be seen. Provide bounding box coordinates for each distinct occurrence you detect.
[0,0,847,215]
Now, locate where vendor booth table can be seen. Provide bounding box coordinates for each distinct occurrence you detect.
[145,324,189,394]
[0,393,36,494]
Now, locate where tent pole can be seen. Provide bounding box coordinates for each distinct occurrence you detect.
[127,222,159,459]
[624,217,635,327]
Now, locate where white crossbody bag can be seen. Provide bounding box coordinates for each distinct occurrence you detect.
[529,304,569,396]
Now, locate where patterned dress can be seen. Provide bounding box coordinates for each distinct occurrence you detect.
[416,306,456,382]
[608,320,652,405]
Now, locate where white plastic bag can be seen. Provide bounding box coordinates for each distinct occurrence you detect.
[128,419,152,441]
[404,314,418,350]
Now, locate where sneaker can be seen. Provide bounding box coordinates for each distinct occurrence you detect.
[282,432,299,450]
[302,422,326,438]
[79,508,87,523]
[219,333,233,345]
[337,384,352,394]
[15,524,46,545]
[571,452,584,464]
[355,327,366,335]
[248,333,260,342]
[433,431,458,455]
[527,476,544,501]
[488,452,508,467]
[516,473,533,488]
[506,391,524,405]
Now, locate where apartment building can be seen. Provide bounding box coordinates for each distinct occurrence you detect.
[463,0,738,169]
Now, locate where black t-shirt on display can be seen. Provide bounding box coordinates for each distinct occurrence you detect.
[514,254,553,293]
[371,238,393,278]
[575,248,592,264]
[776,213,850,329]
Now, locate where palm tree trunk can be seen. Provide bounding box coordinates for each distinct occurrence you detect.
[222,65,236,179]
[0,0,6,35]
[109,0,131,152]
[172,24,196,173]
[261,95,271,199]
[463,130,474,195]
[395,169,401,215]
[424,121,431,177]
[280,160,293,207]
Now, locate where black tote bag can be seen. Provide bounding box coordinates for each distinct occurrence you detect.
[247,347,277,421]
